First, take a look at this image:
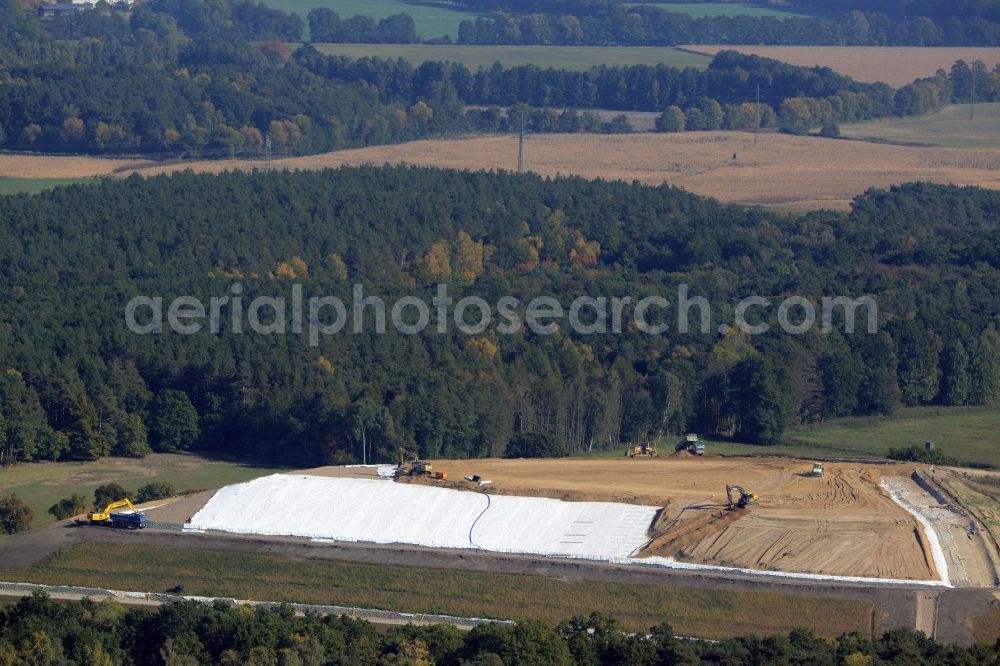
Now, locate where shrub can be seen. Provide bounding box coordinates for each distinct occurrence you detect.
[503,432,568,459]
[819,122,841,137]
[48,494,88,520]
[93,483,130,510]
[135,482,176,504]
[887,445,958,466]
[0,494,33,534]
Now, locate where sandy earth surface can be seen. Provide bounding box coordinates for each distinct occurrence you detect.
[142,491,217,524]
[8,133,1000,210]
[399,456,940,580]
[680,46,1000,87]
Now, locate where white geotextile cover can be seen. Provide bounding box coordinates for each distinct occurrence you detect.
[187,473,951,587]
[188,474,659,560]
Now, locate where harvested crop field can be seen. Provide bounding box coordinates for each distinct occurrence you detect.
[12,133,1000,210]
[144,133,1000,210]
[0,153,151,179]
[680,46,1000,87]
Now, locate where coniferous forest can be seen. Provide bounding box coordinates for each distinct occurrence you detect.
[0,168,997,466]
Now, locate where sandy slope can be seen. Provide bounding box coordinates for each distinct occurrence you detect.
[424,456,937,580]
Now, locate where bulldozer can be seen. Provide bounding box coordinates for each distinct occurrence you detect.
[396,447,434,477]
[725,485,758,511]
[625,440,658,458]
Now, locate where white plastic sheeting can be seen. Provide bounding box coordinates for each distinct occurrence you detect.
[188,474,657,560]
[187,473,951,587]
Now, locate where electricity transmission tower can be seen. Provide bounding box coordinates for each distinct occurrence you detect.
[264,133,272,170]
[754,83,761,144]
[970,58,977,121]
[517,110,525,172]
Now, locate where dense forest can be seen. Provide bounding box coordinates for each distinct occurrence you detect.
[0,0,471,156]
[0,168,997,467]
[4,0,998,156]
[2,593,999,665]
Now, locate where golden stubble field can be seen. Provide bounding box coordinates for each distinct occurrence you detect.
[681,46,1000,86]
[0,154,151,178]
[8,132,1000,210]
[158,133,1000,210]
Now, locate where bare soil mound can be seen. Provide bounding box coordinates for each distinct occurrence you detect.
[421,456,935,579]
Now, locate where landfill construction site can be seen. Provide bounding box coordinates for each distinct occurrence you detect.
[141,451,1000,590]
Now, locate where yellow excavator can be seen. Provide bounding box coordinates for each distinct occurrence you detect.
[397,447,434,477]
[725,485,758,511]
[89,499,148,529]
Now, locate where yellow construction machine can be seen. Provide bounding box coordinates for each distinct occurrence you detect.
[725,485,758,511]
[625,441,658,458]
[89,499,148,529]
[397,447,434,477]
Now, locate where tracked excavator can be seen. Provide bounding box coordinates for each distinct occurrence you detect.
[725,485,758,510]
[396,447,434,477]
[89,499,148,529]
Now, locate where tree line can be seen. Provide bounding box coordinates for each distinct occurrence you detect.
[307,9,419,44]
[3,593,1000,665]
[450,0,1000,46]
[0,169,997,468]
[301,48,1000,135]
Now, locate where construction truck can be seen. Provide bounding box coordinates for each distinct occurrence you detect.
[626,441,658,458]
[675,434,706,456]
[397,447,434,477]
[89,499,148,530]
[725,485,758,511]
[811,462,825,477]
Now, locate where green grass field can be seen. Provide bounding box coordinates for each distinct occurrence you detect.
[625,2,806,18]
[0,178,92,195]
[0,454,289,528]
[264,0,491,40]
[787,406,1000,466]
[0,542,874,638]
[585,406,1000,467]
[313,44,711,69]
[841,103,1000,149]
